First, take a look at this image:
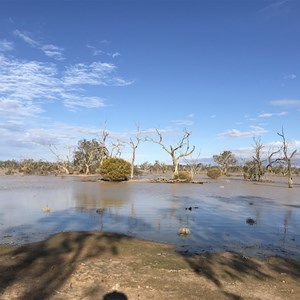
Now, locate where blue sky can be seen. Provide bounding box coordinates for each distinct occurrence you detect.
[0,0,299,165]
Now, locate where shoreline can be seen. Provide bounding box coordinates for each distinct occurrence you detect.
[0,231,299,299]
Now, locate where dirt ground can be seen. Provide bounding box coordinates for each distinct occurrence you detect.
[0,232,299,300]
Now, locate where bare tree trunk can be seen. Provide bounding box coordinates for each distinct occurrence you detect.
[61,166,70,175]
[173,156,179,176]
[128,126,141,179]
[85,164,89,175]
[146,128,195,179]
[277,128,297,188]
[131,148,136,179]
[287,160,293,188]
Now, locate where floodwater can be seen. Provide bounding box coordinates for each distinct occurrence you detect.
[0,175,299,259]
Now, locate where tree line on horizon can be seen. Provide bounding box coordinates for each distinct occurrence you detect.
[0,127,298,187]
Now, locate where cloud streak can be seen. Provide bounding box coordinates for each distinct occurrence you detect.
[14,30,65,61]
[219,126,267,138]
[257,0,290,18]
[284,74,296,80]
[258,111,287,118]
[0,40,14,52]
[270,99,300,107]
[63,62,132,86]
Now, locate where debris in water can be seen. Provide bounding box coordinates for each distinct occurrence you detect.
[246,217,256,225]
[42,206,51,213]
[96,208,105,214]
[178,227,190,236]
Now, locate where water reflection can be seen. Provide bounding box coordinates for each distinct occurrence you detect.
[0,176,299,259]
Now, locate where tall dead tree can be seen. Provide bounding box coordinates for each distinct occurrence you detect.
[146,129,195,178]
[266,146,282,173]
[277,128,297,188]
[98,128,109,166]
[252,137,265,182]
[127,126,141,179]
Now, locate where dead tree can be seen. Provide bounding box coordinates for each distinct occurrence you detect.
[110,140,124,158]
[252,137,265,182]
[49,144,73,174]
[266,146,282,173]
[183,151,201,180]
[277,128,297,188]
[98,128,109,166]
[146,129,195,178]
[127,126,141,179]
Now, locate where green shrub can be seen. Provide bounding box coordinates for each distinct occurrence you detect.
[173,171,192,182]
[207,167,221,179]
[99,158,131,181]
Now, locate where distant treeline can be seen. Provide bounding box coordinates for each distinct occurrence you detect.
[0,158,299,177]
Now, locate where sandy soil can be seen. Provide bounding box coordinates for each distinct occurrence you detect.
[0,231,299,300]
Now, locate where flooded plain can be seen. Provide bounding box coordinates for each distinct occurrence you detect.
[0,175,299,259]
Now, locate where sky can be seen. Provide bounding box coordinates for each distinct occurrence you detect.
[0,0,299,165]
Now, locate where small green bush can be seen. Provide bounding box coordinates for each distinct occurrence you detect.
[207,167,221,179]
[99,158,131,181]
[173,171,192,182]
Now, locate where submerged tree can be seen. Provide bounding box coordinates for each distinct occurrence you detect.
[213,150,236,176]
[73,139,109,175]
[146,129,195,178]
[266,145,282,173]
[251,137,265,182]
[277,128,297,188]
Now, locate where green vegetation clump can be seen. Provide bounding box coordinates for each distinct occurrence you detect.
[99,158,131,181]
[207,167,221,179]
[173,171,192,182]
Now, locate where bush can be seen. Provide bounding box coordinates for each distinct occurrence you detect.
[173,171,192,182]
[99,158,131,181]
[207,167,221,179]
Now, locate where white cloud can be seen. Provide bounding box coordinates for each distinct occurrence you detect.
[0,54,60,106]
[61,94,106,110]
[0,39,14,52]
[270,99,300,106]
[258,111,288,118]
[112,52,121,58]
[219,126,267,138]
[171,119,194,126]
[41,44,65,60]
[0,51,131,115]
[86,44,121,59]
[171,113,194,126]
[63,62,132,86]
[284,74,296,80]
[0,33,132,160]
[14,29,65,61]
[14,29,39,47]
[0,98,43,117]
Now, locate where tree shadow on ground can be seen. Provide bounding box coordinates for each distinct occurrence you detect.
[0,231,130,299]
[180,250,300,300]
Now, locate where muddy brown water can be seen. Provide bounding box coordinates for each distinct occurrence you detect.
[0,175,299,259]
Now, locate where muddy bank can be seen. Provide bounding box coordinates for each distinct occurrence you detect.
[0,231,299,300]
